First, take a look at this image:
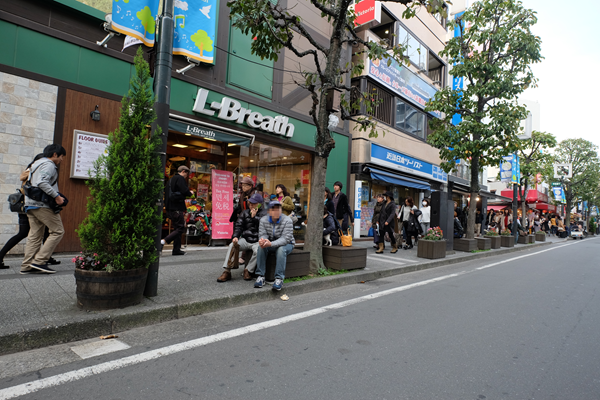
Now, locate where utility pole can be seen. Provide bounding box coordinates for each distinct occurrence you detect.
[145,0,174,297]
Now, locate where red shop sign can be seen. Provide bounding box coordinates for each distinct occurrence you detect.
[353,0,381,27]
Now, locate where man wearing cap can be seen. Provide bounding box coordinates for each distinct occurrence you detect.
[217,193,267,282]
[254,200,295,291]
[230,177,257,223]
[161,165,193,256]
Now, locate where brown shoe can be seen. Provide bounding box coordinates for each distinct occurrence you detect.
[375,243,384,254]
[217,270,231,282]
[243,268,252,281]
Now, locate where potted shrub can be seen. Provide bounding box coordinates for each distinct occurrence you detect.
[74,49,163,311]
[483,230,502,249]
[589,219,597,236]
[500,229,514,247]
[417,227,446,259]
[535,230,546,242]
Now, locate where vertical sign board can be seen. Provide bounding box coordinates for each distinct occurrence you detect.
[354,180,362,239]
[111,0,160,47]
[500,154,520,184]
[173,0,218,64]
[353,0,381,26]
[552,186,563,201]
[211,170,233,239]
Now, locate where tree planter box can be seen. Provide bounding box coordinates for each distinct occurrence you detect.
[417,240,446,259]
[535,232,546,242]
[517,235,528,244]
[485,236,502,249]
[74,268,148,311]
[476,237,491,250]
[265,248,310,281]
[501,236,515,247]
[528,234,535,243]
[323,246,367,270]
[454,238,477,252]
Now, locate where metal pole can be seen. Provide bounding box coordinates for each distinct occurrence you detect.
[145,0,174,297]
[512,182,518,242]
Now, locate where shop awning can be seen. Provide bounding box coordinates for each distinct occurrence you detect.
[367,167,430,190]
[168,116,254,147]
[487,205,510,211]
[479,189,512,202]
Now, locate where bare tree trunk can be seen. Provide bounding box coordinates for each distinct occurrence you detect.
[520,183,529,233]
[305,155,328,273]
[467,155,480,239]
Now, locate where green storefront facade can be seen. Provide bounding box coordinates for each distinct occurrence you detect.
[0,0,350,251]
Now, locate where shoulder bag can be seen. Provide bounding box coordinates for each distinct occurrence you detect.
[23,162,56,203]
[339,229,353,247]
[8,189,25,213]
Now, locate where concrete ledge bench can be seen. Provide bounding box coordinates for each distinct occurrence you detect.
[322,246,367,271]
[265,248,310,281]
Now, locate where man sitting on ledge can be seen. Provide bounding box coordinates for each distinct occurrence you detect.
[218,193,267,282]
[254,200,295,291]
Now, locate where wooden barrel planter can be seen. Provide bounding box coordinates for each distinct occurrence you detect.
[485,236,502,249]
[501,235,514,248]
[74,268,148,311]
[417,240,446,259]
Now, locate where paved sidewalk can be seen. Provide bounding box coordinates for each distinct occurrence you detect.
[0,235,566,355]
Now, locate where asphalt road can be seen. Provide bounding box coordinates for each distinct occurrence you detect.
[1,237,599,400]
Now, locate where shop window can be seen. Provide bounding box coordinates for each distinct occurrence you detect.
[397,24,428,71]
[366,81,394,125]
[427,52,445,87]
[396,99,425,139]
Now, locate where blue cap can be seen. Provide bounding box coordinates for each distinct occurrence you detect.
[268,200,282,208]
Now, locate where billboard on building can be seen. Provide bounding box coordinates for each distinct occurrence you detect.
[111,0,160,47]
[173,0,218,64]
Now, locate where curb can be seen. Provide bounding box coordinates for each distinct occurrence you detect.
[0,241,553,355]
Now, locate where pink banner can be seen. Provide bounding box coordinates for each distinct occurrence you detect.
[211,170,234,239]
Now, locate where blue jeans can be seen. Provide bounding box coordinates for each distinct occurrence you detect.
[255,243,294,280]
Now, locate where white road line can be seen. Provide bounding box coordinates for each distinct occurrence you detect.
[367,256,405,266]
[369,254,415,263]
[0,239,588,400]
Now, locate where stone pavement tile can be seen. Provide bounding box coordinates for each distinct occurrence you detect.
[0,280,44,334]
[20,276,78,319]
[52,274,76,300]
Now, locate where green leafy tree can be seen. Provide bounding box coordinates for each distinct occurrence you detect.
[227,0,446,272]
[191,30,214,58]
[137,6,156,39]
[515,131,556,226]
[550,139,600,225]
[77,48,163,271]
[425,0,542,239]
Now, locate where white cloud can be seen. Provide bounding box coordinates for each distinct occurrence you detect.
[174,0,188,11]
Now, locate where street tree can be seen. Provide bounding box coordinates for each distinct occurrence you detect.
[551,139,600,224]
[227,0,446,272]
[515,131,556,226]
[425,0,542,239]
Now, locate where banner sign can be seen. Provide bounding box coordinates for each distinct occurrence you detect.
[500,153,520,184]
[368,59,441,118]
[552,186,563,200]
[111,0,160,47]
[173,0,217,64]
[370,143,447,183]
[211,169,234,239]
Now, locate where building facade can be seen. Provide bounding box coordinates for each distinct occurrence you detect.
[0,0,351,252]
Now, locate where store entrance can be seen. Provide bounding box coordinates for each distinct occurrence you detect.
[164,129,313,247]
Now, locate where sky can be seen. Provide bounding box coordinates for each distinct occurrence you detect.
[519,0,600,146]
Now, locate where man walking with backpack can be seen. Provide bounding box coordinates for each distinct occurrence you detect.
[161,165,193,256]
[20,144,67,274]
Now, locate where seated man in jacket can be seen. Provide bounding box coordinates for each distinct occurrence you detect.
[254,200,295,291]
[218,193,266,282]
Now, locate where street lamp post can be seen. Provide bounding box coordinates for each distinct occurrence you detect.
[145,0,174,297]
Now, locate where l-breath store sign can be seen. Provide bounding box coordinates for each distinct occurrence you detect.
[193,88,295,137]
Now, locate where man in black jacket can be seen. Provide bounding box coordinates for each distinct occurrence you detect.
[161,165,193,256]
[333,181,354,232]
[217,193,267,282]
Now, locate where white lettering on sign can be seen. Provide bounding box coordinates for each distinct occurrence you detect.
[386,152,423,169]
[192,88,295,137]
[185,125,216,139]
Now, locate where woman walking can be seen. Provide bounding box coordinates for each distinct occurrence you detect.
[376,191,397,254]
[398,197,418,248]
[403,202,422,250]
[372,194,385,249]
[419,198,431,236]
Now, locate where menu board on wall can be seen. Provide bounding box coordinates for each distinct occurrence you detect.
[211,170,234,239]
[70,130,110,180]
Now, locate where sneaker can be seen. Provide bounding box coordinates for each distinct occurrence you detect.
[272,278,283,291]
[20,269,35,275]
[30,263,56,274]
[254,276,265,288]
[47,257,61,265]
